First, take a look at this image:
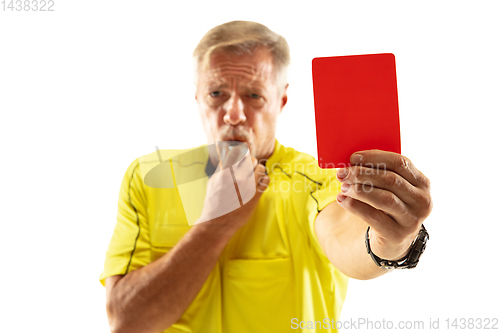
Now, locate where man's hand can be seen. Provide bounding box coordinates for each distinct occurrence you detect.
[335,150,433,261]
[199,143,270,230]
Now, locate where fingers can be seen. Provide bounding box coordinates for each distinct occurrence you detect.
[336,165,420,205]
[337,193,398,235]
[350,150,431,191]
[339,182,419,230]
[229,150,269,199]
[216,141,269,195]
[338,151,433,224]
[254,163,269,192]
[336,194,414,245]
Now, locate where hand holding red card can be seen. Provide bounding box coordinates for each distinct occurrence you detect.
[312,55,433,263]
[312,53,401,168]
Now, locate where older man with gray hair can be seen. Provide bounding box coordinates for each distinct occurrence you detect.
[100,21,433,333]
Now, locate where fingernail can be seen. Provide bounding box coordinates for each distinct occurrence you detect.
[341,183,351,193]
[337,168,349,179]
[351,153,363,165]
[337,193,346,203]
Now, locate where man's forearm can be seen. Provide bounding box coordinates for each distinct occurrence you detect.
[107,220,238,333]
[324,215,389,280]
[325,213,418,280]
[316,201,416,280]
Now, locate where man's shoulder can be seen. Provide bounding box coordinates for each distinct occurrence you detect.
[274,143,336,181]
[280,145,316,164]
[119,157,142,183]
[129,144,204,174]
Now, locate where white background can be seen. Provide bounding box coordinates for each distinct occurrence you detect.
[1,1,499,332]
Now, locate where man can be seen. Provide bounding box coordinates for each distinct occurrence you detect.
[100,21,433,333]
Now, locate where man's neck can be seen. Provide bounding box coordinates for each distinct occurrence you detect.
[258,139,276,165]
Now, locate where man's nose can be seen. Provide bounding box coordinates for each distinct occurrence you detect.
[223,94,246,126]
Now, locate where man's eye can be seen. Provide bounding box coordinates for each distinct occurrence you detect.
[250,93,261,99]
[209,91,221,97]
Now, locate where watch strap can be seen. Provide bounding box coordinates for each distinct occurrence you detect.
[365,224,429,269]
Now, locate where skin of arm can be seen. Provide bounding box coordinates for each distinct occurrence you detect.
[315,201,390,280]
[315,150,433,280]
[105,220,237,333]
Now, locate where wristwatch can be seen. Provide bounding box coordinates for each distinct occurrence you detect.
[365,224,429,269]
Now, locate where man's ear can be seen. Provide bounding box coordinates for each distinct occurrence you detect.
[280,83,289,112]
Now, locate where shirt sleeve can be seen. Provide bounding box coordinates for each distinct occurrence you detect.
[297,164,341,262]
[99,158,151,287]
[311,167,342,212]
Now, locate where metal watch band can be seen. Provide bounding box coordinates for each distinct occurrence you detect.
[365,224,429,269]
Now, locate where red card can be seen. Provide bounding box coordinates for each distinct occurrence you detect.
[312,53,401,168]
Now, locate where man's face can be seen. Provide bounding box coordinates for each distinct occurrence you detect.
[195,47,288,162]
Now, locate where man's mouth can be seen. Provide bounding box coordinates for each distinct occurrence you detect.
[223,138,246,144]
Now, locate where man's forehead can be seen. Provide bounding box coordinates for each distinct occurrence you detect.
[200,49,276,84]
[203,79,267,91]
[201,71,269,89]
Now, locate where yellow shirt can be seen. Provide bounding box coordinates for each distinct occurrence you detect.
[100,138,349,333]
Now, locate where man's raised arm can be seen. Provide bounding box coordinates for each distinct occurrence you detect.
[315,151,433,280]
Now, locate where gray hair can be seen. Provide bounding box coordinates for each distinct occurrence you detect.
[193,21,290,92]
